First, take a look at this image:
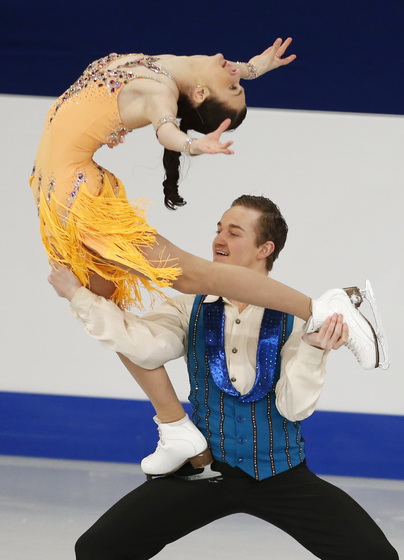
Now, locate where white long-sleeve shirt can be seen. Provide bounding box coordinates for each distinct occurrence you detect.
[70,287,329,421]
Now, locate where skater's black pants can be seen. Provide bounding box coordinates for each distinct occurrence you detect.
[75,461,398,560]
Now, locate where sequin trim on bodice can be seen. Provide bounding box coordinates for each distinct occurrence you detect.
[49,54,175,124]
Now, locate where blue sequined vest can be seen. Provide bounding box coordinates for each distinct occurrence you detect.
[187,296,305,480]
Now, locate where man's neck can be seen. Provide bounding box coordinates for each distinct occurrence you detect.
[229,300,249,313]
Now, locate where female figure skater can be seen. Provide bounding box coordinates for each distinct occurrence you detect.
[32,37,381,475]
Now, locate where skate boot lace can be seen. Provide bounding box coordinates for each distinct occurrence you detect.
[154,427,165,453]
[345,338,360,363]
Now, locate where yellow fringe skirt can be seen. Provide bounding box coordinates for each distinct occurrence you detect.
[35,173,181,309]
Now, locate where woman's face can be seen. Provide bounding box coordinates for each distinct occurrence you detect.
[203,53,246,111]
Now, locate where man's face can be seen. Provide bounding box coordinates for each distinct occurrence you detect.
[212,205,270,272]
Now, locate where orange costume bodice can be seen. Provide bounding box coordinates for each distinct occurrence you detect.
[30,54,180,308]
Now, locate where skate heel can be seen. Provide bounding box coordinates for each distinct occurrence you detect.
[360,279,390,370]
[190,448,213,469]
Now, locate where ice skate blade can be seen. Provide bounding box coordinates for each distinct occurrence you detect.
[175,464,223,482]
[145,459,189,480]
[360,279,390,370]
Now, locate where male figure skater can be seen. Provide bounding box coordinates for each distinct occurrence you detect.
[49,195,397,559]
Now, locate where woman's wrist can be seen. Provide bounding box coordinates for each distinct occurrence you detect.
[182,137,195,156]
[237,61,258,80]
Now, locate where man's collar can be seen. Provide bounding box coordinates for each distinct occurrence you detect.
[203,295,221,304]
[202,295,260,310]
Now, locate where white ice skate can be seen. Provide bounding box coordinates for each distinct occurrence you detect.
[308,280,389,370]
[141,414,214,478]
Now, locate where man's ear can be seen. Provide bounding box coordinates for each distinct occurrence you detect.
[192,84,211,105]
[258,240,275,261]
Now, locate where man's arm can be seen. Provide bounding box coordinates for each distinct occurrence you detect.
[69,287,189,369]
[48,262,190,369]
[275,314,348,421]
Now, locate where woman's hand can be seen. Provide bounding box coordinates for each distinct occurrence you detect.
[249,37,297,77]
[190,119,234,155]
[48,261,82,301]
[303,314,349,351]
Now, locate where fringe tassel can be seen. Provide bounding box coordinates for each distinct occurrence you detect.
[37,175,181,310]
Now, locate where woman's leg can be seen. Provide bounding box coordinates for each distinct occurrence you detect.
[172,252,311,319]
[117,357,209,476]
[86,231,311,319]
[117,356,184,422]
[89,274,185,422]
[136,234,312,320]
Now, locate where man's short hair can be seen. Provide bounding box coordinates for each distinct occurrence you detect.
[231,195,288,271]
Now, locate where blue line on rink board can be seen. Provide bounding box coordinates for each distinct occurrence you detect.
[0,392,403,479]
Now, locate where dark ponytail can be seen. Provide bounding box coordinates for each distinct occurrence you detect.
[162,148,185,210]
[162,94,247,210]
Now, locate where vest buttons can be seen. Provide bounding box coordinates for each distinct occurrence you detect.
[232,348,238,354]
[231,377,237,382]
[237,416,244,423]
[235,318,241,324]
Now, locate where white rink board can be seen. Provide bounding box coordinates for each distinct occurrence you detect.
[1,94,403,415]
